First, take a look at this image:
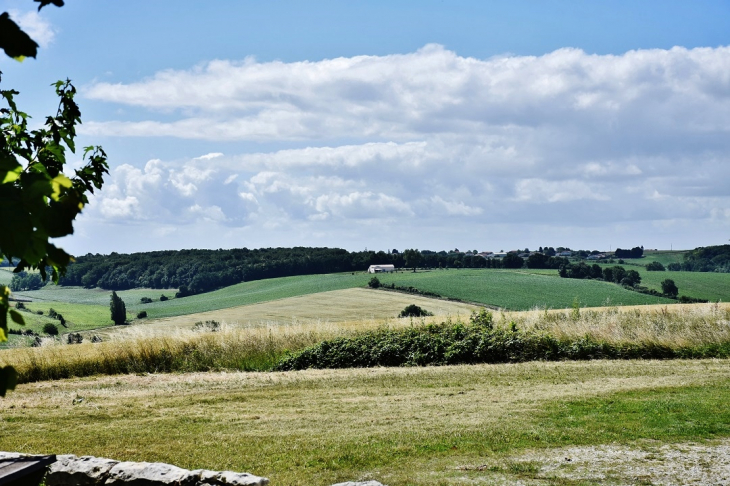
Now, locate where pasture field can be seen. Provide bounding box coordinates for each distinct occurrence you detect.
[639,270,730,302]
[7,267,727,345]
[12,286,176,309]
[641,249,687,267]
[591,263,730,302]
[377,269,674,309]
[0,360,729,485]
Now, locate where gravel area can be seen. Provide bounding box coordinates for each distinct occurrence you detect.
[509,440,730,485]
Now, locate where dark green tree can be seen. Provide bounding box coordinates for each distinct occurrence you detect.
[661,279,679,297]
[404,249,422,272]
[110,291,127,325]
[502,252,524,269]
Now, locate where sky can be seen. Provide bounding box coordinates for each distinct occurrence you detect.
[1,1,730,255]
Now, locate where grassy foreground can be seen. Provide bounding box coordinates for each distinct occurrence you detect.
[0,360,728,485]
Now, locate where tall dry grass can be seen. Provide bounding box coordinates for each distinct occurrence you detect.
[505,302,730,347]
[1,303,728,383]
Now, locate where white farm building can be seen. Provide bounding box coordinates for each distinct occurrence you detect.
[368,264,395,273]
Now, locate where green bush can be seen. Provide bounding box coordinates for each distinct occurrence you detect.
[470,308,493,329]
[398,304,433,318]
[646,261,665,271]
[160,294,169,301]
[140,297,153,304]
[276,321,730,372]
[137,311,148,319]
[42,323,59,336]
[368,276,381,288]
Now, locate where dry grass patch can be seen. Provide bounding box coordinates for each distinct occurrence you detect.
[503,301,730,347]
[0,360,729,485]
[123,288,476,335]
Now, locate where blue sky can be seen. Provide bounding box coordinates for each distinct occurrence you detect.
[2,1,730,254]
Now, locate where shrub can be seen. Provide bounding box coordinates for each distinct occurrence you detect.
[15,302,25,310]
[398,304,433,318]
[66,333,83,344]
[48,308,58,319]
[368,276,381,288]
[160,294,169,301]
[646,261,665,271]
[661,279,679,298]
[137,311,148,319]
[470,308,493,329]
[140,297,153,304]
[193,320,221,332]
[36,310,43,315]
[42,323,59,336]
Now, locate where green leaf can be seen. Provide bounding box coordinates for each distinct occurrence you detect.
[0,366,18,397]
[8,309,24,326]
[0,13,39,60]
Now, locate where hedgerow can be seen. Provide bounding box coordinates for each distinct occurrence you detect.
[276,318,730,371]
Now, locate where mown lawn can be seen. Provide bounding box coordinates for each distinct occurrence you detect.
[0,360,728,485]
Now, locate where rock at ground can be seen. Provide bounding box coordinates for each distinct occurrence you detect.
[46,455,119,485]
[105,461,192,485]
[192,469,269,486]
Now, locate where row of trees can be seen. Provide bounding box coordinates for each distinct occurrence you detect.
[8,272,44,291]
[614,247,644,259]
[559,263,642,287]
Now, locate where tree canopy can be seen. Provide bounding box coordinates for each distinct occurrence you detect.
[0,0,108,397]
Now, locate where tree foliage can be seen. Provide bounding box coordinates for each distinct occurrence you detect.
[110,291,127,326]
[0,1,63,61]
[661,279,679,297]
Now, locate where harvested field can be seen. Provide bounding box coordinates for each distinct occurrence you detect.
[0,360,729,485]
[110,288,477,336]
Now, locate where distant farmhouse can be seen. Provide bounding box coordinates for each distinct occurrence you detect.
[368,264,395,273]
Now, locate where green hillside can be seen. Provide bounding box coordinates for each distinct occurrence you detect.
[376,269,673,310]
[639,270,730,302]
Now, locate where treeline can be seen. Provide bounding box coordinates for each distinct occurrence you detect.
[614,246,644,259]
[668,245,730,273]
[559,263,642,287]
[9,272,44,291]
[60,247,375,294]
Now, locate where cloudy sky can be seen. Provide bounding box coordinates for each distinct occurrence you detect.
[2,1,730,254]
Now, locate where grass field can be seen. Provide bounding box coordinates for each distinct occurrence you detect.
[1,360,729,485]
[110,288,477,337]
[377,269,674,309]
[639,270,730,302]
[5,267,727,346]
[640,249,688,267]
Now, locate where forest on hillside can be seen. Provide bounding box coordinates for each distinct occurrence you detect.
[669,244,730,272]
[54,247,545,295]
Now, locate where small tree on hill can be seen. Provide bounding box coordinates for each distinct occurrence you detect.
[661,279,679,298]
[110,291,127,325]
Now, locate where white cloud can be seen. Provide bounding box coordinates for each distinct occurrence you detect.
[73,45,730,253]
[83,44,730,145]
[9,10,55,48]
[514,179,610,203]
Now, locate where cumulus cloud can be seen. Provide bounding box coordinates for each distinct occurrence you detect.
[9,10,56,48]
[74,45,730,252]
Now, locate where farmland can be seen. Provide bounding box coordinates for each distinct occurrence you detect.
[2,258,730,485]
